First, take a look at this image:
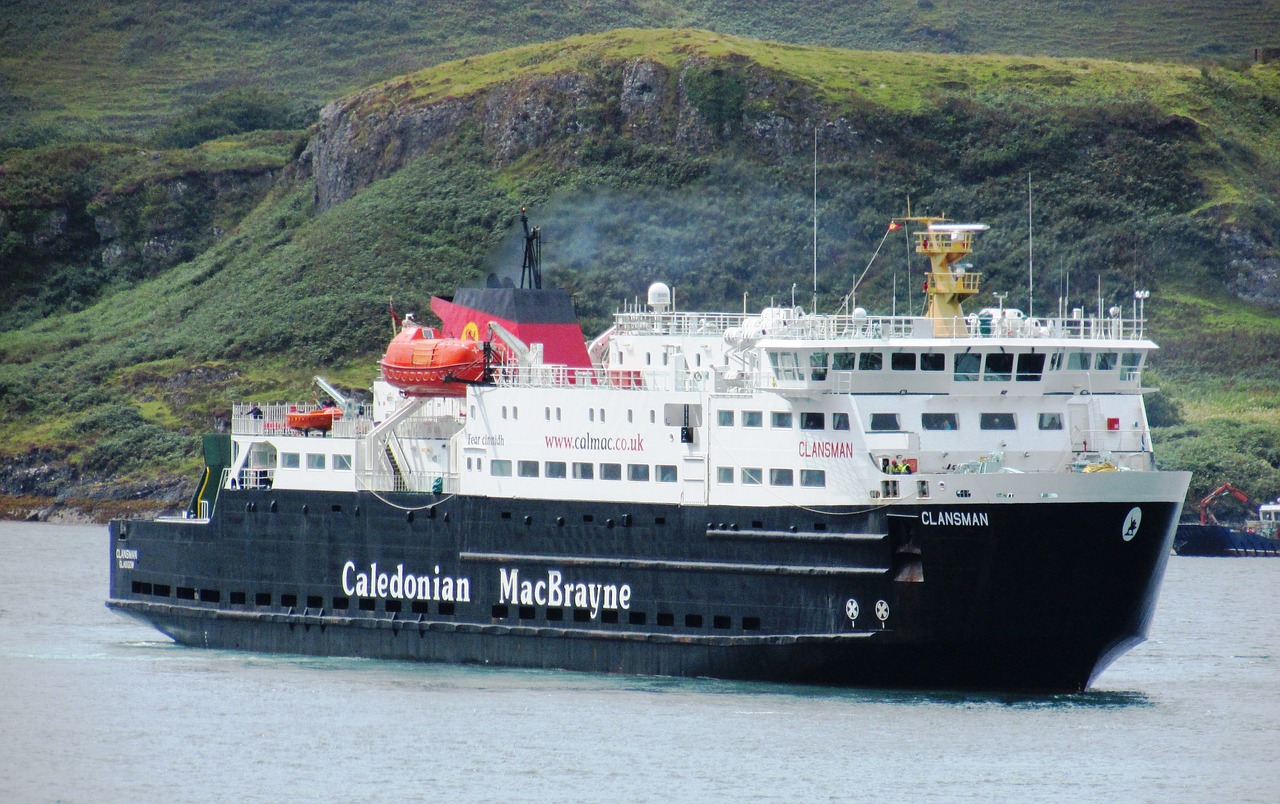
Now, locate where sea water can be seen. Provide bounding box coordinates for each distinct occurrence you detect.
[0,521,1276,802]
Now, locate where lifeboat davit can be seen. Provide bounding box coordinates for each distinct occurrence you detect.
[286,406,343,432]
[380,326,487,397]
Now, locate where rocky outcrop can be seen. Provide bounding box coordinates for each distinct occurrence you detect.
[308,56,832,210]
[1225,227,1280,308]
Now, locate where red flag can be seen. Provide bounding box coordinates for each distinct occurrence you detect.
[389,298,402,333]
[887,221,903,231]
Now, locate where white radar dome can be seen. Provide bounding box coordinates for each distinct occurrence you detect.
[648,282,672,312]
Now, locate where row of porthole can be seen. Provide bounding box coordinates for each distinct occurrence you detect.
[240,501,452,524]
[131,582,459,616]
[490,604,761,631]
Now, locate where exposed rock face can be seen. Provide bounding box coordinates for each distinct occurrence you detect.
[308,56,832,210]
[1226,227,1280,308]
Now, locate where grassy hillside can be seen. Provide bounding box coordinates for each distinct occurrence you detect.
[2,28,1279,517]
[2,1,1277,147]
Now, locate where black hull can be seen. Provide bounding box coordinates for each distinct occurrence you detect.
[1174,524,1280,557]
[109,489,1182,692]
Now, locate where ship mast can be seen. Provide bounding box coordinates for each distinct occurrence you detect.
[910,218,988,337]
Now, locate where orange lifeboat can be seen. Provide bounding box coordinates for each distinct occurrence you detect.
[286,406,343,432]
[380,326,487,397]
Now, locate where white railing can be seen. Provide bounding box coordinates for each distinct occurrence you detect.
[357,470,459,495]
[232,402,374,437]
[613,310,1148,342]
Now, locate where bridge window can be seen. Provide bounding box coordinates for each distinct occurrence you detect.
[921,353,945,371]
[1067,352,1091,370]
[1121,352,1143,380]
[858,352,883,371]
[1095,352,1118,370]
[891,352,916,371]
[1016,352,1046,381]
[810,352,829,381]
[983,353,1013,381]
[769,350,802,380]
[832,352,856,370]
[954,352,980,381]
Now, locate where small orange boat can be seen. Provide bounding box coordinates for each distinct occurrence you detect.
[286,406,343,432]
[380,326,487,397]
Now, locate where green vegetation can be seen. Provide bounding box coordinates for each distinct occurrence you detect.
[2,21,1279,516]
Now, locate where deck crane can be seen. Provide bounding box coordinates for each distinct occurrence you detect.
[1198,482,1250,525]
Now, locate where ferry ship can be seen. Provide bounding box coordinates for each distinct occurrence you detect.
[107,218,1190,691]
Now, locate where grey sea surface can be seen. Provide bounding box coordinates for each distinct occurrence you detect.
[0,521,1276,802]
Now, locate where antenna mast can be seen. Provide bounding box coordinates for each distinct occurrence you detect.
[519,207,542,290]
[1027,173,1034,317]
[812,125,818,314]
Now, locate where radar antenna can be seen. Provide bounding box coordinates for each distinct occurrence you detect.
[519,208,542,290]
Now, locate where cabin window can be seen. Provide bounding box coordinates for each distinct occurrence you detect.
[954,352,980,381]
[1049,352,1064,371]
[891,353,916,371]
[599,408,606,423]
[870,413,900,431]
[627,409,633,423]
[628,464,650,482]
[545,407,551,421]
[545,461,567,479]
[743,411,763,428]
[1095,352,1118,370]
[832,352,857,371]
[556,407,562,421]
[1121,352,1142,380]
[742,468,763,485]
[517,460,539,478]
[601,463,622,481]
[649,410,656,424]
[800,412,824,430]
[771,411,792,429]
[922,413,958,430]
[572,462,594,480]
[980,413,1017,430]
[502,405,508,419]
[1038,413,1064,430]
[333,454,352,471]
[769,468,794,487]
[921,353,945,372]
[810,351,829,381]
[717,467,734,484]
[800,469,826,488]
[832,412,850,431]
[491,460,512,477]
[858,352,883,371]
[1016,353,1046,382]
[646,353,652,365]
[656,465,678,483]
[307,454,326,470]
[695,353,702,367]
[281,452,300,469]
[717,410,734,427]
[466,457,472,471]
[983,353,1013,381]
[768,351,802,381]
[589,409,595,422]
[1067,352,1091,371]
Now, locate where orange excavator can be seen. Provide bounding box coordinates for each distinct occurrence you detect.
[1198,482,1250,525]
